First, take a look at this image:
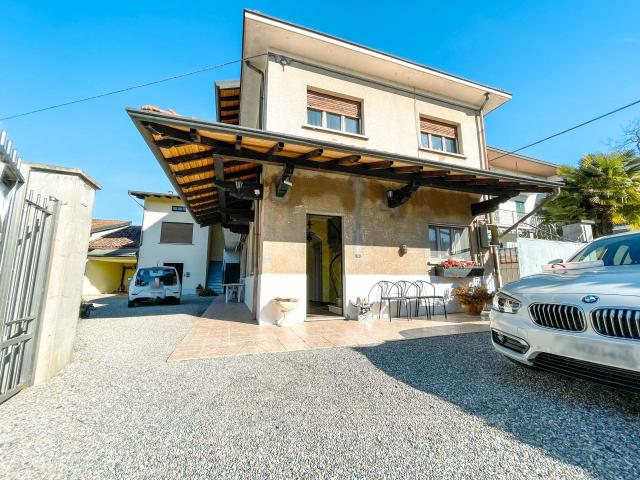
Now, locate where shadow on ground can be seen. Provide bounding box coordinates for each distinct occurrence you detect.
[85,294,214,319]
[354,332,640,478]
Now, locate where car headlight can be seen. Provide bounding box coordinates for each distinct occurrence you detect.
[492,291,522,314]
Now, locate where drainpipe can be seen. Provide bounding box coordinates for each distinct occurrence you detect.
[477,93,503,288]
[245,61,265,130]
[499,187,561,240]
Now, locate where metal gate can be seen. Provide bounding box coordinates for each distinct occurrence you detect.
[0,187,57,404]
[498,246,521,285]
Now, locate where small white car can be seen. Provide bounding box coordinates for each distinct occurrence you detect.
[490,231,640,392]
[128,266,181,307]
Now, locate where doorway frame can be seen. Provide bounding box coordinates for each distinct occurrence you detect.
[305,212,346,319]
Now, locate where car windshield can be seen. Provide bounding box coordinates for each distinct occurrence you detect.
[136,267,177,286]
[569,234,640,266]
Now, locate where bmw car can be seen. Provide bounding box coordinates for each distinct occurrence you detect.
[490,231,640,392]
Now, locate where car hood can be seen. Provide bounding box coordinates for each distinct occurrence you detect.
[503,264,640,297]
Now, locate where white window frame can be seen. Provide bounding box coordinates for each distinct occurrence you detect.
[306,109,361,135]
[420,131,458,154]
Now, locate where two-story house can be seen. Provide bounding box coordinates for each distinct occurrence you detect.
[128,10,561,324]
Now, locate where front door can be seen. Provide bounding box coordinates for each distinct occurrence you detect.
[306,215,343,319]
[164,262,184,284]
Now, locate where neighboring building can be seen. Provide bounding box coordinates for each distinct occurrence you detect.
[127,10,562,324]
[83,220,140,295]
[130,190,232,295]
[486,147,561,245]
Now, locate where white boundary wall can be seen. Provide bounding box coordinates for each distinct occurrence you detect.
[517,237,584,278]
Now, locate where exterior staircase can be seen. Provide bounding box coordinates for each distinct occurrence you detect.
[206,261,224,294]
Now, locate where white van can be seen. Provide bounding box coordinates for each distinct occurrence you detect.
[128,266,181,307]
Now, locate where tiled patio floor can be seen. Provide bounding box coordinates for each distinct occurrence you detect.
[168,297,489,362]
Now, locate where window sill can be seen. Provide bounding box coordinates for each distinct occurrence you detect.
[418,147,467,160]
[302,124,369,140]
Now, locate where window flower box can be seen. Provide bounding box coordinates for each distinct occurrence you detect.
[435,258,484,278]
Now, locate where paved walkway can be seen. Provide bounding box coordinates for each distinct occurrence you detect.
[170,297,488,361]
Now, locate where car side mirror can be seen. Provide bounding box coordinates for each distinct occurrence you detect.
[548,258,564,264]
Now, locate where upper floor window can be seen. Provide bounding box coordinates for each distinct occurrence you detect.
[515,200,525,215]
[160,222,193,244]
[420,117,458,154]
[172,205,186,212]
[307,90,362,134]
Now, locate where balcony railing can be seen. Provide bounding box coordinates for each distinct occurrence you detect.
[493,209,564,241]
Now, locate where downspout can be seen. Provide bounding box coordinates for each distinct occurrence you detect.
[245,61,265,130]
[499,187,561,240]
[477,93,504,288]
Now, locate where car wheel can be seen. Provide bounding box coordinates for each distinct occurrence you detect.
[128,300,135,308]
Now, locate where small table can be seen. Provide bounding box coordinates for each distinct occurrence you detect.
[223,283,244,304]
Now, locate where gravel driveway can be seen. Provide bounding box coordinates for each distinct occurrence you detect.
[1,296,639,479]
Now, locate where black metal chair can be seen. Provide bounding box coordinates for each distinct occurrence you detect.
[391,281,420,320]
[367,281,395,320]
[414,280,447,319]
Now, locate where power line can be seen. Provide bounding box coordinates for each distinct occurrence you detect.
[490,97,640,162]
[0,53,267,121]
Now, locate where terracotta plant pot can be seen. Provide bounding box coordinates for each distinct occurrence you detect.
[462,302,485,316]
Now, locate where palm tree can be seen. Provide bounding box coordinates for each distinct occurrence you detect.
[541,151,640,236]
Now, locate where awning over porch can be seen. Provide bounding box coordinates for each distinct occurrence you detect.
[127,108,562,231]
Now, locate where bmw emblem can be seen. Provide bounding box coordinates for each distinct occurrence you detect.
[582,295,599,304]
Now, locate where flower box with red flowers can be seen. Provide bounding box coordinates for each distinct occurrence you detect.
[435,258,484,277]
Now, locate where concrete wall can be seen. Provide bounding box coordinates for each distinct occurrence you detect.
[517,237,584,277]
[138,197,209,294]
[26,166,97,385]
[264,57,484,169]
[255,165,480,324]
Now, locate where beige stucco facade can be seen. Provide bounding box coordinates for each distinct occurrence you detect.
[254,165,483,323]
[263,56,485,170]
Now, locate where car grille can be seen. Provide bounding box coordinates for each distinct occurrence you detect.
[529,304,585,331]
[591,308,640,340]
[531,353,640,393]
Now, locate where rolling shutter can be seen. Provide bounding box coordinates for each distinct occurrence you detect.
[307,90,361,118]
[160,222,193,244]
[420,118,457,138]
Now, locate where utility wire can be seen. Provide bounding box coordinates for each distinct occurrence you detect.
[490,97,640,162]
[0,53,267,121]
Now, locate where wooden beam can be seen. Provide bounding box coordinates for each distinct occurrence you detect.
[165,150,214,164]
[391,166,422,174]
[175,165,215,178]
[276,163,295,197]
[213,156,227,220]
[331,155,361,166]
[185,190,217,201]
[171,140,552,197]
[299,148,323,160]
[189,128,200,143]
[361,160,393,170]
[420,170,451,177]
[219,94,240,102]
[445,175,476,182]
[268,142,284,156]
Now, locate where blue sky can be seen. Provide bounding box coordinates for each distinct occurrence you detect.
[2,1,640,223]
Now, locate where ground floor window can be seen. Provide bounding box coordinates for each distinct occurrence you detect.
[428,225,471,261]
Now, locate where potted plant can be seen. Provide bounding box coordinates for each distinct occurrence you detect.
[435,258,483,277]
[451,284,494,315]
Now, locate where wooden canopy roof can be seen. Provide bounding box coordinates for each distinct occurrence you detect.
[128,108,561,232]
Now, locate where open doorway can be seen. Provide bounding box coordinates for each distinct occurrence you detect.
[306,214,343,320]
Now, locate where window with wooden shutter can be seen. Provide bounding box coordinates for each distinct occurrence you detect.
[306,90,362,134]
[160,222,193,244]
[419,117,459,154]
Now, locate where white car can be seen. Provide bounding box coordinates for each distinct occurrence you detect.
[490,231,640,392]
[128,266,181,307]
